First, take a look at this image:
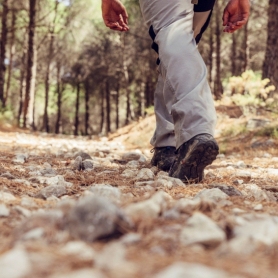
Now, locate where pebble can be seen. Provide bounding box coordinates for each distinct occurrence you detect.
[0,247,32,278]
[254,204,263,211]
[180,212,226,247]
[0,191,16,202]
[82,159,94,170]
[72,156,83,170]
[67,196,131,242]
[135,168,155,181]
[126,160,140,168]
[194,188,228,202]
[125,191,171,222]
[60,241,96,260]
[73,151,92,160]
[50,269,106,278]
[13,153,28,164]
[155,262,234,278]
[122,152,141,161]
[89,184,121,203]
[36,184,67,199]
[23,227,44,240]
[240,184,273,201]
[121,233,142,245]
[0,204,10,217]
[208,183,242,197]
[120,169,138,178]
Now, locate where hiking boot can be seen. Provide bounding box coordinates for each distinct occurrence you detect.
[150,146,177,172]
[169,134,219,183]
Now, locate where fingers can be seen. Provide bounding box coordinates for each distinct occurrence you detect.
[222,9,229,26]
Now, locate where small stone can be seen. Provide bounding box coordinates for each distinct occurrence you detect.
[23,227,44,240]
[194,188,228,201]
[240,184,272,202]
[0,191,16,202]
[89,184,121,203]
[180,212,225,247]
[0,247,31,278]
[235,171,251,179]
[60,241,95,260]
[1,172,16,179]
[233,179,243,185]
[208,183,242,197]
[13,153,28,164]
[226,166,235,171]
[82,159,94,170]
[46,175,72,188]
[0,204,10,217]
[50,269,106,278]
[236,161,246,168]
[122,152,141,161]
[267,169,278,177]
[74,151,92,160]
[36,184,67,199]
[271,157,278,162]
[155,262,233,278]
[41,167,57,176]
[217,154,225,159]
[67,196,131,242]
[232,208,245,214]
[135,168,155,181]
[72,156,83,171]
[254,204,263,211]
[121,169,138,178]
[121,233,142,245]
[125,191,171,222]
[126,160,140,168]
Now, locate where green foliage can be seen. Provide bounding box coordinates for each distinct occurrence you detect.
[224,70,277,115]
[221,123,248,137]
[254,125,278,139]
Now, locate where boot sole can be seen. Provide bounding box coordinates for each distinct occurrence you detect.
[169,138,219,183]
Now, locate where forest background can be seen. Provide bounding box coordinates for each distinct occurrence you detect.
[0,0,277,136]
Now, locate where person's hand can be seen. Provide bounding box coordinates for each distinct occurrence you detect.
[102,0,129,32]
[223,0,250,33]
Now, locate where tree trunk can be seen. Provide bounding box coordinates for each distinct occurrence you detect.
[208,24,214,86]
[213,0,223,99]
[74,83,80,136]
[115,81,120,129]
[231,33,237,76]
[55,62,62,134]
[23,0,37,128]
[100,86,105,134]
[105,79,111,134]
[242,21,249,73]
[5,5,17,106]
[17,51,27,126]
[0,0,8,107]
[84,79,90,136]
[262,0,278,90]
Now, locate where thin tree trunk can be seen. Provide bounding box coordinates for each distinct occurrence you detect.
[115,81,120,129]
[17,52,26,126]
[55,62,62,134]
[23,0,37,128]
[105,79,111,133]
[213,0,223,99]
[84,79,90,136]
[242,21,249,73]
[208,24,214,86]
[231,33,237,76]
[74,83,80,136]
[5,6,17,106]
[0,0,8,107]
[29,45,37,130]
[262,0,278,90]
[100,86,105,134]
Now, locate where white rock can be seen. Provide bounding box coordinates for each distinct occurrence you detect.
[60,241,95,260]
[240,184,271,201]
[175,198,202,214]
[37,184,67,199]
[126,160,140,168]
[267,169,278,177]
[157,171,168,177]
[222,216,278,254]
[13,153,28,164]
[236,161,246,168]
[154,178,173,189]
[155,262,234,278]
[0,247,31,278]
[23,228,44,240]
[121,233,142,245]
[226,166,235,171]
[180,212,225,247]
[135,168,154,181]
[271,157,278,162]
[235,171,251,178]
[254,204,263,211]
[125,191,171,221]
[46,175,72,188]
[194,188,228,202]
[122,152,141,161]
[50,269,106,278]
[217,154,225,159]
[67,196,130,242]
[0,191,16,202]
[89,184,121,203]
[0,204,10,217]
[120,169,138,178]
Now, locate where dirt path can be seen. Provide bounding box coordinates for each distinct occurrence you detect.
[1,124,278,278]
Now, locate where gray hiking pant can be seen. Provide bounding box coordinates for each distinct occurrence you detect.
[139,0,217,149]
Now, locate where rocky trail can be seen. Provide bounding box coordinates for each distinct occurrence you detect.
[1,114,278,278]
